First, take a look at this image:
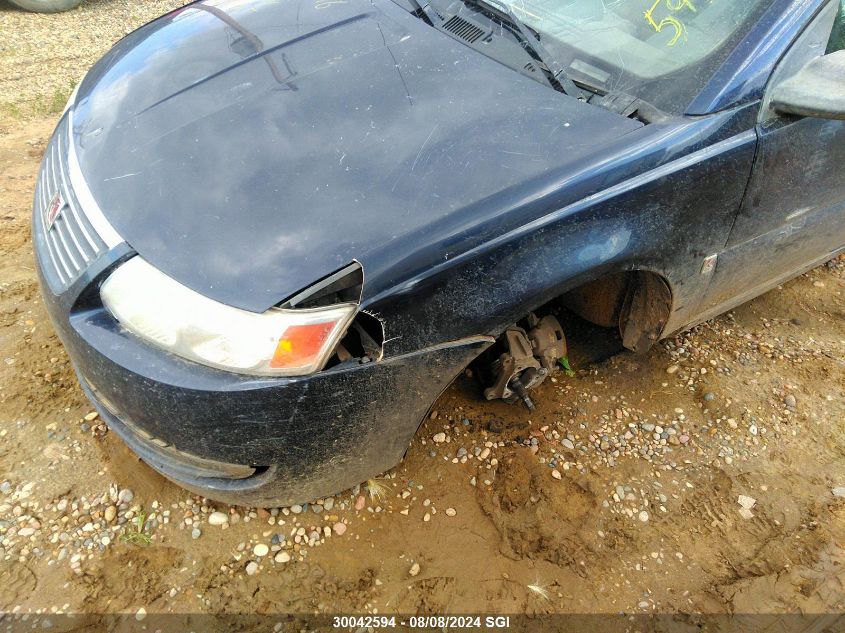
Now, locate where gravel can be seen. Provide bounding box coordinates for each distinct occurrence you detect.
[0,0,191,118]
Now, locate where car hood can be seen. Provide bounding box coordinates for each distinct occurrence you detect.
[72,0,642,312]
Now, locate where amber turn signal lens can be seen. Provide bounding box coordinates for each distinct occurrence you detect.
[270,321,339,369]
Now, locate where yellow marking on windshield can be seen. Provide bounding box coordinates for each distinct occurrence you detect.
[666,0,697,12]
[644,0,697,46]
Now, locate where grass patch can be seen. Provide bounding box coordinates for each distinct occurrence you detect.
[28,81,77,117]
[527,583,551,601]
[365,478,389,502]
[0,102,23,120]
[120,509,152,546]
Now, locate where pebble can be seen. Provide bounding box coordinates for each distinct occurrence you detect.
[333,522,347,535]
[135,607,146,621]
[245,561,259,576]
[355,496,366,511]
[0,481,10,494]
[432,432,446,443]
[638,511,649,523]
[784,394,797,408]
[253,543,269,557]
[445,508,456,517]
[409,562,420,577]
[831,487,845,498]
[737,495,756,510]
[561,439,575,450]
[738,507,754,520]
[208,512,229,526]
[275,551,291,563]
[18,527,35,537]
[191,528,201,540]
[551,469,562,480]
[104,506,117,523]
[117,489,134,504]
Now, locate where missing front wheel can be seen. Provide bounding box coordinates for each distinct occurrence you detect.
[476,312,567,410]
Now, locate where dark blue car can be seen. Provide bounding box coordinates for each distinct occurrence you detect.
[33,0,845,505]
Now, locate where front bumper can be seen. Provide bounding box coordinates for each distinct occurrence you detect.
[64,316,486,506]
[33,114,490,506]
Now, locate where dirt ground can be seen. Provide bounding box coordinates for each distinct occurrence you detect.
[1,3,845,630]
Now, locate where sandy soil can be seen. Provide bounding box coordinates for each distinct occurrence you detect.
[1,111,844,630]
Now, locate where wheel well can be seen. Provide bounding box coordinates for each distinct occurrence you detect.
[560,270,672,353]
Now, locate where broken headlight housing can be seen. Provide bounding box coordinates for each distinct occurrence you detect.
[100,257,356,376]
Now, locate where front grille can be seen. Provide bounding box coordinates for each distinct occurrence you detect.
[34,116,108,293]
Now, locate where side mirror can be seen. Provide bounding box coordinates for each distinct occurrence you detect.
[770,50,845,120]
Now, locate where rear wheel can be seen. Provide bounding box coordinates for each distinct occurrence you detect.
[9,0,81,12]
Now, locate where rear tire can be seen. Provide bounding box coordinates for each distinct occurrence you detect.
[9,0,82,12]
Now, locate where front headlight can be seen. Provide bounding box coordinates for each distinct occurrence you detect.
[100,257,356,376]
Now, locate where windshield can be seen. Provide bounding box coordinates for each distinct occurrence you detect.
[494,0,771,113]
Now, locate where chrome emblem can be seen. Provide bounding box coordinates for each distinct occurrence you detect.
[46,192,64,229]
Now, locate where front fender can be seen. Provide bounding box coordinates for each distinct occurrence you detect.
[368,106,759,355]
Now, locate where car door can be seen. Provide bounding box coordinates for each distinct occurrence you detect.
[699,0,845,314]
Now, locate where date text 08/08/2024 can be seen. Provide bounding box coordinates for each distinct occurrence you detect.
[332,615,512,628]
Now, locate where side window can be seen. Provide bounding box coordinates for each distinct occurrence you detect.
[828,0,845,52]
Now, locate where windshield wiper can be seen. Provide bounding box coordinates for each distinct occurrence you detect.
[461,0,588,100]
[405,0,438,26]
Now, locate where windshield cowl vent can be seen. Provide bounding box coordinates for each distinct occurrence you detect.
[443,14,486,43]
